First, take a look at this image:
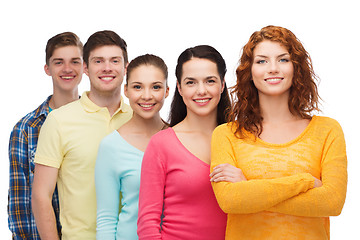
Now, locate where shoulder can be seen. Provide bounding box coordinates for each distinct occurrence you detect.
[11,101,49,132]
[213,123,236,137]
[312,115,343,132]
[99,131,121,150]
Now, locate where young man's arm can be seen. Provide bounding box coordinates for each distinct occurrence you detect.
[32,163,59,240]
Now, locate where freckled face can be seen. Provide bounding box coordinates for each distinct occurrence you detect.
[251,40,294,98]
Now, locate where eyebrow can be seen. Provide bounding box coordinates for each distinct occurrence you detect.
[130,81,164,85]
[51,57,81,62]
[254,53,290,58]
[183,76,219,81]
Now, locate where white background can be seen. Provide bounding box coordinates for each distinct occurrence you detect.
[0,0,359,238]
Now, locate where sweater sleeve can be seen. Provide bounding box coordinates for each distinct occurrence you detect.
[210,125,315,214]
[95,138,120,239]
[268,121,347,217]
[137,137,165,240]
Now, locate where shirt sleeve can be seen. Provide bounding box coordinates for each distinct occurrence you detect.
[8,123,32,239]
[34,113,63,168]
[137,138,165,240]
[268,122,347,217]
[210,125,315,214]
[95,139,120,239]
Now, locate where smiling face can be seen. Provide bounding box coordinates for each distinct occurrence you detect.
[124,65,169,120]
[44,45,83,92]
[178,57,224,119]
[84,45,126,96]
[251,40,294,99]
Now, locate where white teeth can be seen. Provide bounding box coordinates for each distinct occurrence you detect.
[101,77,113,81]
[140,104,154,108]
[194,99,210,103]
[62,76,74,79]
[265,78,282,82]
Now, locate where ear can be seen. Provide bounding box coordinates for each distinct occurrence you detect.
[124,84,129,98]
[165,86,170,98]
[84,63,89,76]
[176,81,182,96]
[44,64,51,76]
[221,78,225,93]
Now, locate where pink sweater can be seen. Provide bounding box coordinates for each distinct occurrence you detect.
[137,128,227,240]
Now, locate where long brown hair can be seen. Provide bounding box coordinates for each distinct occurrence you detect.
[229,25,320,138]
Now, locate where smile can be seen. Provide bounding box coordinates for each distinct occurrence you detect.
[265,78,283,84]
[194,99,210,103]
[99,76,115,82]
[61,76,75,80]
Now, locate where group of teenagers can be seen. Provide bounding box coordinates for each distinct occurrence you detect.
[8,25,347,240]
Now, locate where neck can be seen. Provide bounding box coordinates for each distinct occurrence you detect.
[259,93,297,123]
[125,113,165,136]
[88,88,122,116]
[50,88,79,109]
[179,109,218,133]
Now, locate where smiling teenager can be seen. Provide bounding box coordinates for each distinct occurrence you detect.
[31,30,132,240]
[8,32,83,240]
[210,25,347,240]
[137,45,240,240]
[95,54,169,240]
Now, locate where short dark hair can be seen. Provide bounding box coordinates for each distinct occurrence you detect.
[83,30,128,66]
[126,54,168,85]
[45,32,83,65]
[169,45,231,127]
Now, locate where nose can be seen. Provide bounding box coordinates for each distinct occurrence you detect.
[103,61,112,72]
[268,60,279,74]
[196,82,207,95]
[63,62,73,73]
[141,88,152,100]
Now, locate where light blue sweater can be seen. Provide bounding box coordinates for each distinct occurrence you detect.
[95,130,144,240]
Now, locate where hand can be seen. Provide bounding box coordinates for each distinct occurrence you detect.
[210,163,247,183]
[313,176,323,188]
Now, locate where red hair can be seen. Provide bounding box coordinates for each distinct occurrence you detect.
[228,25,320,138]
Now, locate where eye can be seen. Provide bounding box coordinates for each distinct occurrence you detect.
[133,85,141,90]
[185,80,194,85]
[54,61,63,65]
[256,59,266,64]
[279,58,290,63]
[73,60,81,64]
[153,85,162,90]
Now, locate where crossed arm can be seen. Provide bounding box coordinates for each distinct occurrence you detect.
[210,126,347,218]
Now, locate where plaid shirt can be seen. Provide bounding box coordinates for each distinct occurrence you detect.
[8,96,61,239]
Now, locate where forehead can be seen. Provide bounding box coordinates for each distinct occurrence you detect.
[182,58,219,78]
[89,45,124,59]
[253,40,289,56]
[50,45,82,59]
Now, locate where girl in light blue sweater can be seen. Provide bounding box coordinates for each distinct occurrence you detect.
[95,54,169,240]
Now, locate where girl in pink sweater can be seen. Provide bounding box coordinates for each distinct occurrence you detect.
[137,45,237,239]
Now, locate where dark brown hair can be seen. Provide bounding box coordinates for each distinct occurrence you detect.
[45,32,83,65]
[169,45,231,127]
[83,30,128,67]
[126,54,168,85]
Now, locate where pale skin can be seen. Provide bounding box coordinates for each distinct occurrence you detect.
[119,64,169,151]
[32,45,126,240]
[174,58,240,181]
[211,41,322,188]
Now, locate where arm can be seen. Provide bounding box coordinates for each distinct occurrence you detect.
[95,140,120,239]
[8,125,32,239]
[137,139,165,240]
[268,123,347,217]
[32,163,59,240]
[210,125,315,214]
